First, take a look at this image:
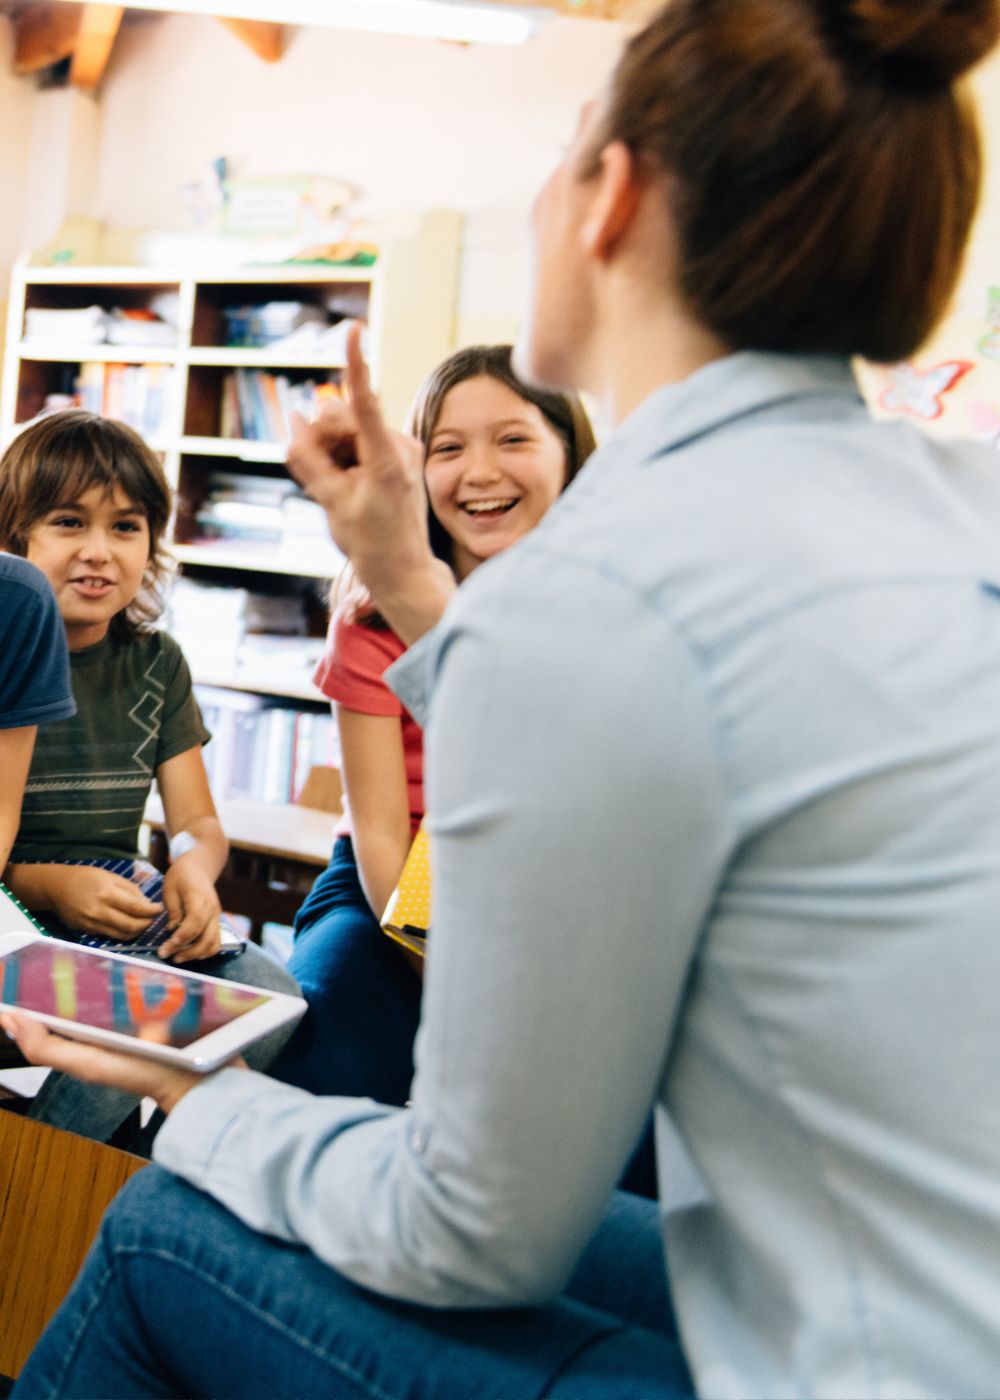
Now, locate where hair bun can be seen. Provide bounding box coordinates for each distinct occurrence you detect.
[839,0,1000,89]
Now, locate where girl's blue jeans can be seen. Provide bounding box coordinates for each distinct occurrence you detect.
[12,1168,693,1400]
[269,836,423,1104]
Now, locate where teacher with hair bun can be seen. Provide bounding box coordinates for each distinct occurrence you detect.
[9,3,1000,1397]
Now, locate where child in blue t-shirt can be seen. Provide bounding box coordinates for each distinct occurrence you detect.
[0,553,75,872]
[0,552,75,1069]
[0,412,298,1144]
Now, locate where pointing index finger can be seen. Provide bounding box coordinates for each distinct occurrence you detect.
[345,322,395,463]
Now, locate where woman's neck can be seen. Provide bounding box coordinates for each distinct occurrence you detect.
[594,289,730,427]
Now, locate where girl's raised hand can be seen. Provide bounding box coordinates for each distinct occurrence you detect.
[288,324,456,644]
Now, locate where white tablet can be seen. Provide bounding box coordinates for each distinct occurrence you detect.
[0,932,306,1072]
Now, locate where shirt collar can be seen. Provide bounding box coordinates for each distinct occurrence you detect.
[597,351,863,471]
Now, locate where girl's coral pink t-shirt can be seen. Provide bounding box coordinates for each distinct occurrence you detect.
[314,609,424,839]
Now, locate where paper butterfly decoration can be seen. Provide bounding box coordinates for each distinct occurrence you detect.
[878,360,974,421]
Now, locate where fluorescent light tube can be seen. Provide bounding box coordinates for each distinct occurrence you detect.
[55,0,542,46]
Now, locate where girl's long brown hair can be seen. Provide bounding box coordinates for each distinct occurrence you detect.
[346,344,596,629]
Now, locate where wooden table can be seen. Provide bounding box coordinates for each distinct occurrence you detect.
[0,1113,146,1379]
[144,794,338,937]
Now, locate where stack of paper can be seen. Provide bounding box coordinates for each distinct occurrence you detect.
[23,305,107,344]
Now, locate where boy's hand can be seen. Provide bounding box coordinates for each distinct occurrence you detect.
[0,1011,207,1114]
[159,858,223,963]
[46,864,164,937]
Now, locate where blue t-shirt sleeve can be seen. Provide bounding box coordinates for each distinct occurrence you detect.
[0,556,75,730]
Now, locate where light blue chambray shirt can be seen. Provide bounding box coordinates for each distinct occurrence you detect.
[157,352,1000,1399]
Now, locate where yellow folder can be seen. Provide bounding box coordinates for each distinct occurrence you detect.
[381,822,431,959]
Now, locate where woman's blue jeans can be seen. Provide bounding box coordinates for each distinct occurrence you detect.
[12,1168,694,1400]
[268,836,423,1104]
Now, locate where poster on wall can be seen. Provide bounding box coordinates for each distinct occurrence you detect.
[858,270,1000,451]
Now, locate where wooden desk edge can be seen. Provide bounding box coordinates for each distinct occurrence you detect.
[143,795,337,867]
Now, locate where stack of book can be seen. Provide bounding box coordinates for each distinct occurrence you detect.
[23,305,108,345]
[167,577,325,697]
[219,370,342,443]
[106,307,178,347]
[23,297,178,349]
[194,471,291,548]
[190,470,341,570]
[222,301,327,348]
[165,577,247,678]
[235,633,326,694]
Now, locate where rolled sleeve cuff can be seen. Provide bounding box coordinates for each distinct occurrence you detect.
[153,1067,286,1183]
[385,627,440,727]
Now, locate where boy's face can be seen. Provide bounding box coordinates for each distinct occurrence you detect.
[26,484,150,651]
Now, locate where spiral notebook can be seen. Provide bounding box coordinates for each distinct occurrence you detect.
[2,859,243,958]
[0,879,47,937]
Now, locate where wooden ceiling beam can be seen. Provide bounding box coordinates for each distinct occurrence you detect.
[68,4,125,91]
[12,3,82,75]
[215,17,285,62]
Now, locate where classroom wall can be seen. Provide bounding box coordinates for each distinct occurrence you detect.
[90,12,628,347]
[0,18,39,277]
[4,11,1000,424]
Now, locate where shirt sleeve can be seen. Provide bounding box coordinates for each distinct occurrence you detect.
[385,628,436,729]
[155,634,211,766]
[314,611,406,717]
[0,560,75,730]
[154,546,733,1308]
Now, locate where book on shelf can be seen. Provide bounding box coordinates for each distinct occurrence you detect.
[196,685,335,805]
[76,361,172,439]
[194,470,293,547]
[189,469,340,562]
[221,370,343,443]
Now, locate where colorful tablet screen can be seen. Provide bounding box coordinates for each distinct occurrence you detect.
[0,942,269,1049]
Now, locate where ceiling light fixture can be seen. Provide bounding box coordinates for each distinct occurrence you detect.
[55,0,543,46]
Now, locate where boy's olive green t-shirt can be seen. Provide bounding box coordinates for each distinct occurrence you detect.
[12,630,210,863]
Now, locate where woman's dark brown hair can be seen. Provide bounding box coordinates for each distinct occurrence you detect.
[0,410,173,641]
[592,0,1000,363]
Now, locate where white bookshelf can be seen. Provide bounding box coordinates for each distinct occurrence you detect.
[0,215,461,802]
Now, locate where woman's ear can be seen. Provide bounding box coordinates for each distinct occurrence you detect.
[581,140,643,262]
